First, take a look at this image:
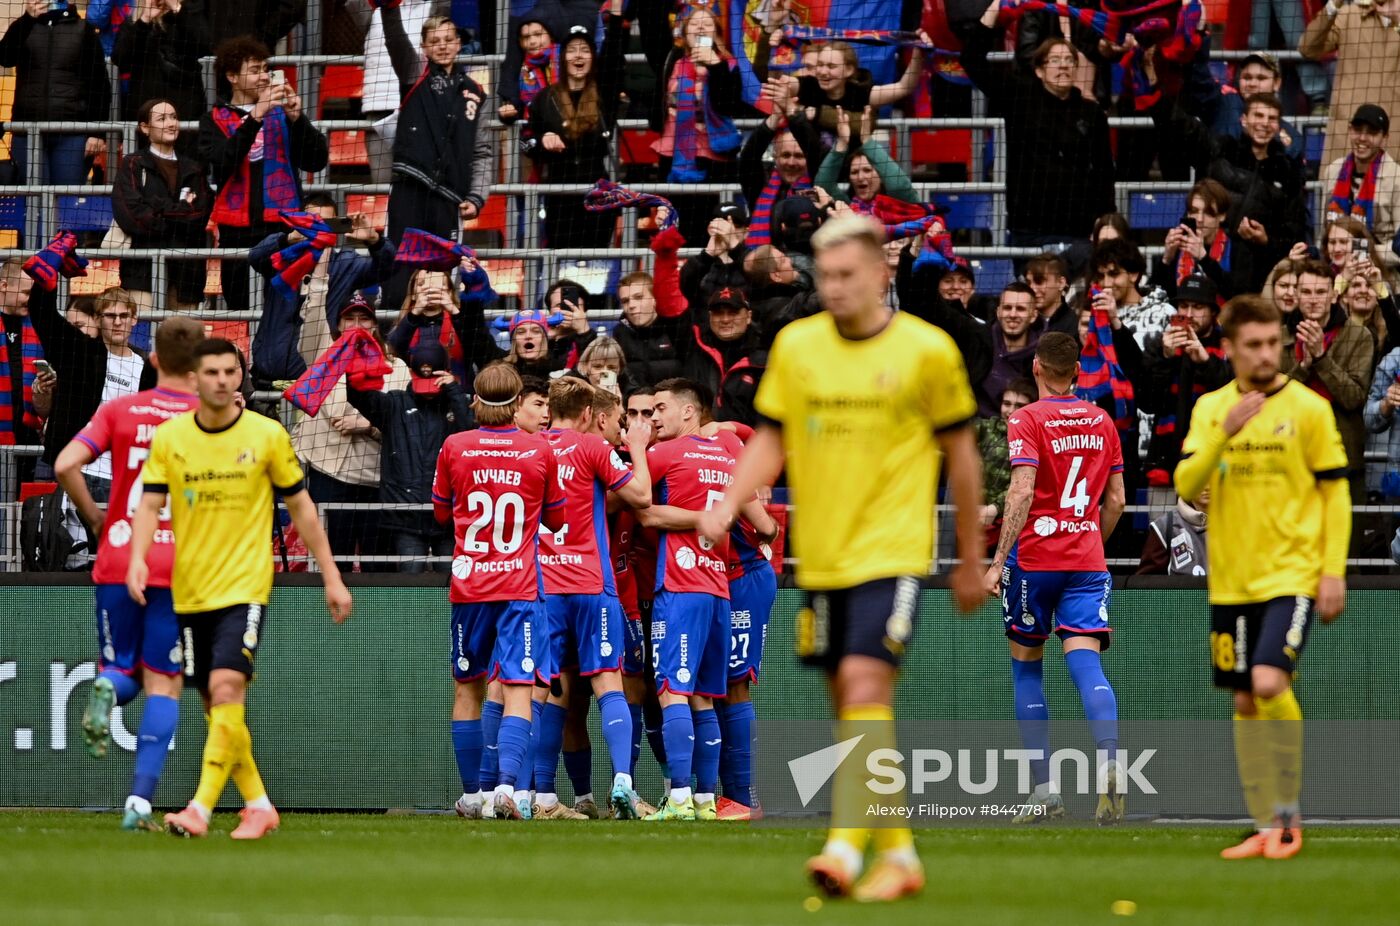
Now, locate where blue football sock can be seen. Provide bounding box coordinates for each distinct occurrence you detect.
[627,703,643,775]
[597,691,633,778]
[661,704,694,791]
[1011,657,1051,787]
[525,699,543,790]
[722,701,756,807]
[715,703,733,796]
[496,715,531,789]
[533,703,567,795]
[99,669,140,706]
[692,708,721,796]
[478,699,503,791]
[563,749,592,797]
[451,719,482,795]
[1065,649,1119,756]
[130,694,178,801]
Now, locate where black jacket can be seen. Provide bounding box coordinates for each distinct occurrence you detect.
[1141,323,1233,475]
[198,101,329,226]
[111,149,212,300]
[1153,97,1309,279]
[382,3,494,209]
[28,286,155,466]
[614,318,684,387]
[960,22,1114,237]
[112,2,210,123]
[0,6,111,123]
[1149,235,1257,304]
[675,319,766,426]
[346,381,472,535]
[204,0,305,54]
[526,13,627,183]
[679,244,749,312]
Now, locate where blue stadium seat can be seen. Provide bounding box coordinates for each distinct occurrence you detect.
[1304,130,1325,169]
[972,258,1016,294]
[0,197,24,236]
[56,195,113,233]
[1127,192,1188,230]
[936,193,995,234]
[561,259,622,297]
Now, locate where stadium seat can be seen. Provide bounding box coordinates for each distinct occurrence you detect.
[936,192,994,235]
[202,320,250,358]
[69,259,120,296]
[560,259,622,296]
[909,129,972,173]
[1305,130,1325,169]
[478,258,524,298]
[1127,192,1188,230]
[318,65,364,119]
[328,131,369,168]
[0,195,24,237]
[346,194,388,230]
[972,258,1016,294]
[56,195,113,234]
[462,196,506,248]
[620,129,661,166]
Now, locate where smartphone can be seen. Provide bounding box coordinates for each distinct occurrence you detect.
[560,285,585,309]
[270,69,287,87]
[696,35,714,48]
[1169,314,1192,330]
[1353,237,1369,256]
[325,216,354,234]
[33,359,53,377]
[598,370,618,388]
[1178,216,1196,233]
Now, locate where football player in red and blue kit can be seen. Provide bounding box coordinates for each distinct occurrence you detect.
[432,363,566,821]
[985,333,1128,824]
[531,377,654,819]
[640,379,775,821]
[56,316,203,831]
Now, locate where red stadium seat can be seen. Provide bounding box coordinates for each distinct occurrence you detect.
[328,130,369,167]
[319,65,364,116]
[620,129,660,166]
[910,130,972,171]
[346,194,388,230]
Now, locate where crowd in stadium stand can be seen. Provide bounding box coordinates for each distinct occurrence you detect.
[6,0,1400,572]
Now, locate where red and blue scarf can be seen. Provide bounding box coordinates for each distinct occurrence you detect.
[396,228,476,271]
[285,327,391,416]
[668,55,742,183]
[0,314,42,442]
[584,179,679,229]
[746,169,810,247]
[520,46,559,109]
[1176,231,1229,303]
[851,195,944,241]
[1329,152,1385,229]
[209,104,300,227]
[270,211,337,300]
[1076,303,1137,436]
[22,231,88,293]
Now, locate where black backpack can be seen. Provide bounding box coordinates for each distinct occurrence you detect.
[20,489,83,572]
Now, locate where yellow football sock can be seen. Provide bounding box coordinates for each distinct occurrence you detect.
[825,703,902,862]
[231,741,268,805]
[1256,689,1303,821]
[193,703,249,812]
[1233,712,1274,829]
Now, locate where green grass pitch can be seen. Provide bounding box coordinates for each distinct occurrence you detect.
[1,813,1397,925]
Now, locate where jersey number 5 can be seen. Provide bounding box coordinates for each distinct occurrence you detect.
[1060,455,1091,518]
[463,490,526,554]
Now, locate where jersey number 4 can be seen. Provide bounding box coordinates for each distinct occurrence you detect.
[1060,456,1091,518]
[125,447,171,521]
[463,491,526,554]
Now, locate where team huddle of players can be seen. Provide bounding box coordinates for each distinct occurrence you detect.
[66,215,1345,904]
[431,366,778,822]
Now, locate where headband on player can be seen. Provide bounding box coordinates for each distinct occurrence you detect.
[476,393,521,407]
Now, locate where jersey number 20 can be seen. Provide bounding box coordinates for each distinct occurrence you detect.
[463,490,526,554]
